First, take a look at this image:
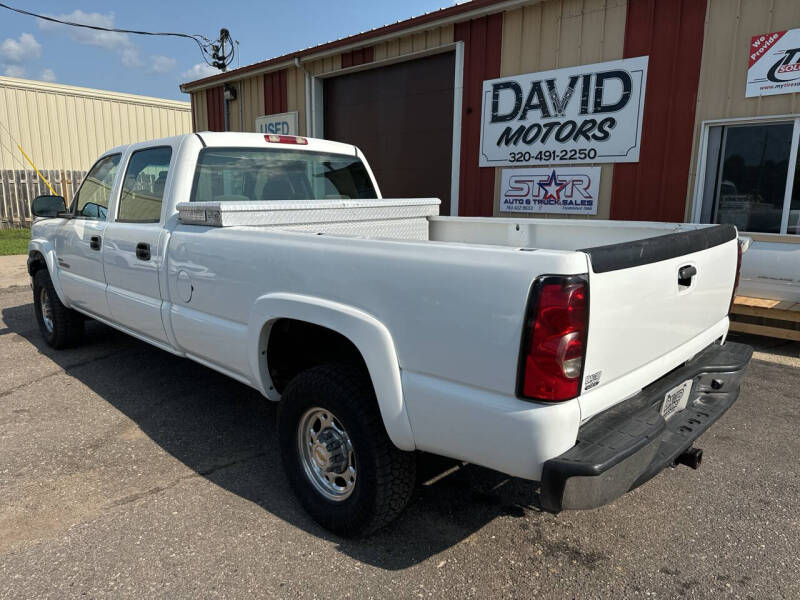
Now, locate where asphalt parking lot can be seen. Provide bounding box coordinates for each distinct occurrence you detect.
[0,279,798,599]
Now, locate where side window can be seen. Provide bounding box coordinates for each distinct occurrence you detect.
[73,154,121,220]
[118,147,173,223]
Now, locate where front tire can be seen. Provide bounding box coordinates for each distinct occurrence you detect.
[278,364,415,537]
[32,269,84,349]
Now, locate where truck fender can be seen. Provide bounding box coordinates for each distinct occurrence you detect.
[27,238,70,307]
[248,292,415,451]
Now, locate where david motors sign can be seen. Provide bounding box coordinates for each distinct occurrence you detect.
[500,167,600,215]
[255,111,298,135]
[746,29,800,97]
[479,57,648,167]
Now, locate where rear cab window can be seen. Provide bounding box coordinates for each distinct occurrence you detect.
[190,148,377,203]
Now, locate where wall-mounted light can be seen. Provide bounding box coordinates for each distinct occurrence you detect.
[223,84,237,101]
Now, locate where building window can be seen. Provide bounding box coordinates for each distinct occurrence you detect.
[697,118,800,235]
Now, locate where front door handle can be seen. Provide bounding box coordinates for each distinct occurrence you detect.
[136,242,151,261]
[89,235,101,251]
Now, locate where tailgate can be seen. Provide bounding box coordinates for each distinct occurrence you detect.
[578,224,738,420]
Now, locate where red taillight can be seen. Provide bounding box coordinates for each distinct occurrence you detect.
[518,277,588,402]
[729,240,743,314]
[264,134,308,145]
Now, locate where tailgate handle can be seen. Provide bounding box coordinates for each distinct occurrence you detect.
[678,265,697,286]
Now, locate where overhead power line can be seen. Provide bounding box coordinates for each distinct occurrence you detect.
[0,2,235,71]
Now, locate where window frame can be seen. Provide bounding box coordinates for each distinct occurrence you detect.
[70,153,122,221]
[188,146,378,204]
[691,114,800,240]
[115,145,174,224]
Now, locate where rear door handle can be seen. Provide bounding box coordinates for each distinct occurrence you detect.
[89,235,101,251]
[136,242,151,261]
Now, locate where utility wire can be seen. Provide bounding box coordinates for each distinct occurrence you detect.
[0,2,235,71]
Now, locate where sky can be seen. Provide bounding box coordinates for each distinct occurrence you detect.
[0,0,458,101]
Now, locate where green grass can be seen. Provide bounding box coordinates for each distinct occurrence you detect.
[0,228,31,255]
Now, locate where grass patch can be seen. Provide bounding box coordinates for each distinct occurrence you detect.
[0,228,30,255]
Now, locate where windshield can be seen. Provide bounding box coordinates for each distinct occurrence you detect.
[190,148,378,202]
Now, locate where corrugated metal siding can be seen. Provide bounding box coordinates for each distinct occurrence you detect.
[264,70,288,115]
[206,86,225,132]
[223,75,265,132]
[0,76,191,171]
[497,0,628,219]
[372,25,454,61]
[610,0,707,222]
[192,90,208,131]
[685,0,800,218]
[341,47,375,68]
[287,67,306,135]
[456,14,503,217]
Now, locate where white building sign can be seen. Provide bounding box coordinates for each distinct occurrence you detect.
[746,29,800,97]
[255,111,298,135]
[479,57,648,167]
[500,166,601,215]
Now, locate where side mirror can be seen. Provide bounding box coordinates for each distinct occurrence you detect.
[31,195,67,218]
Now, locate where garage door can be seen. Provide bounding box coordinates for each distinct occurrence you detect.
[323,52,455,214]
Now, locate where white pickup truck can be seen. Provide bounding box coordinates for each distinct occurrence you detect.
[28,132,752,536]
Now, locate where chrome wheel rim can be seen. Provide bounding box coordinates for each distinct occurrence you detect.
[297,407,356,502]
[39,287,54,333]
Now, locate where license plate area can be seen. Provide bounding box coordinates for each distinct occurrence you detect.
[661,379,693,420]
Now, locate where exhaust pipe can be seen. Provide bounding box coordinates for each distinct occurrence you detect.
[675,447,703,470]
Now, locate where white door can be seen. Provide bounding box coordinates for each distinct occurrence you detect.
[54,153,121,318]
[103,146,173,344]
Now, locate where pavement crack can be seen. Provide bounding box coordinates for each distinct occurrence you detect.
[104,451,267,510]
[0,350,138,399]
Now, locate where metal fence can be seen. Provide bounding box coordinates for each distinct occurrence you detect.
[0,169,86,228]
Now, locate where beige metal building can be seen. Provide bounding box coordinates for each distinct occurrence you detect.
[0,75,191,225]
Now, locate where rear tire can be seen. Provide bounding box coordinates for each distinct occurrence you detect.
[32,269,84,349]
[277,363,415,537]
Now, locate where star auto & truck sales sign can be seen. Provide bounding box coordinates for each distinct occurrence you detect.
[746,29,800,97]
[500,167,600,215]
[479,56,648,166]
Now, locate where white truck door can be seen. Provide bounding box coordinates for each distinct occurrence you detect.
[103,146,172,344]
[54,153,121,318]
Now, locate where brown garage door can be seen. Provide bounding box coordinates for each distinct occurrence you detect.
[323,52,455,214]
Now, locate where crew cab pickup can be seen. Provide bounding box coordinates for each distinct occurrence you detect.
[28,132,752,536]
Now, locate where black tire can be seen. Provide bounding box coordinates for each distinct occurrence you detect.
[32,268,84,349]
[278,363,416,537]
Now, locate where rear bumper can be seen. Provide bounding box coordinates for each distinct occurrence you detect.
[539,341,752,512]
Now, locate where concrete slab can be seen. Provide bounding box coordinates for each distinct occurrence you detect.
[0,254,30,289]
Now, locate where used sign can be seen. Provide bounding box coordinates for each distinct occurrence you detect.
[255,111,298,135]
[479,57,648,167]
[499,166,600,215]
[746,29,800,97]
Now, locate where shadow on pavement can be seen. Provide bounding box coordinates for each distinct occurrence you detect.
[2,301,542,570]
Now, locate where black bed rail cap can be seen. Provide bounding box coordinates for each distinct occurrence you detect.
[580,224,737,274]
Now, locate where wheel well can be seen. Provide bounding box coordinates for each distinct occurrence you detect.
[27,251,46,276]
[266,319,367,394]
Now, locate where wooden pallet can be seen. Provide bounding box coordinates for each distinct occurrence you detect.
[730,296,800,341]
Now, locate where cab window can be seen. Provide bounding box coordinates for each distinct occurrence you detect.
[118,147,173,223]
[72,154,121,220]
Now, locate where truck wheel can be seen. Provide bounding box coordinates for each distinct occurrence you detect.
[277,364,416,537]
[32,269,84,349]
